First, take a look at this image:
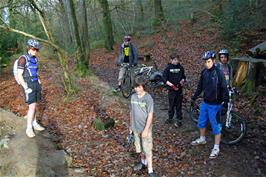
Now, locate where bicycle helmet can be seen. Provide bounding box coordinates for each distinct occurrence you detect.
[202,51,216,60]
[124,35,131,42]
[218,49,229,60]
[27,39,40,49]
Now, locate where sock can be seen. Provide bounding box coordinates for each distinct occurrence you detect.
[32,119,38,126]
[141,159,147,165]
[214,144,220,150]
[27,123,32,129]
[148,167,153,174]
[200,136,206,141]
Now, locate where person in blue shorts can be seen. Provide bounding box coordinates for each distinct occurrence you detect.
[191,51,229,159]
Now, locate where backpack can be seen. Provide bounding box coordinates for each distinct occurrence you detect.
[13,55,29,85]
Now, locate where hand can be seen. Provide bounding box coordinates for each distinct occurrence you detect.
[25,87,32,94]
[180,79,185,87]
[142,129,148,138]
[191,99,196,108]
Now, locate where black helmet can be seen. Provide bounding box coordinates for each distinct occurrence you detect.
[202,51,216,60]
[149,71,163,81]
[27,39,40,49]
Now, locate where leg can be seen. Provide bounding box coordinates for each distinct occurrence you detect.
[133,131,147,171]
[207,104,222,159]
[191,102,208,145]
[174,92,183,127]
[166,91,175,123]
[26,102,36,138]
[118,67,126,86]
[142,129,154,175]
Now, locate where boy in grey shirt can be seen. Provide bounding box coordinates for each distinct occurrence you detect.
[130,77,156,177]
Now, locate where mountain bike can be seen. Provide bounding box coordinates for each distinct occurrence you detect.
[188,87,247,145]
[120,63,164,98]
[120,63,135,98]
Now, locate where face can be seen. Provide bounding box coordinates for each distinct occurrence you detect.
[204,58,215,69]
[220,54,228,64]
[134,85,145,95]
[28,48,39,56]
[171,58,178,65]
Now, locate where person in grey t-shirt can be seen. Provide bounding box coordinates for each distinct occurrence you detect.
[130,77,156,177]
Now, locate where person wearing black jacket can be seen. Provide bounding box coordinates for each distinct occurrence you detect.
[163,53,186,127]
[191,51,229,159]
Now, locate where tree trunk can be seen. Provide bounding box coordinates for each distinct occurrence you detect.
[247,41,266,58]
[137,0,144,21]
[98,0,114,51]
[153,0,165,26]
[69,0,88,75]
[58,0,74,48]
[241,62,256,95]
[29,0,75,96]
[78,0,90,65]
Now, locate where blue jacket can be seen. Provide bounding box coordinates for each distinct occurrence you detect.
[192,65,229,105]
[116,42,138,66]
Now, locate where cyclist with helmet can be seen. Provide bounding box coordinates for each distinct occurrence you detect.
[17,39,45,138]
[216,49,233,87]
[114,35,138,92]
[191,51,228,159]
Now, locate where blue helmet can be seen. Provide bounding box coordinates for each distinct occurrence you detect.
[27,39,40,49]
[202,51,216,60]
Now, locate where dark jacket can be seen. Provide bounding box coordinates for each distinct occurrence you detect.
[163,63,186,91]
[116,42,138,66]
[215,62,233,86]
[192,65,229,105]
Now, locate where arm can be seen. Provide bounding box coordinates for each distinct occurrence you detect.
[220,71,229,103]
[142,95,154,138]
[180,66,186,87]
[142,112,153,138]
[17,69,28,89]
[163,66,178,90]
[131,44,138,65]
[192,72,203,100]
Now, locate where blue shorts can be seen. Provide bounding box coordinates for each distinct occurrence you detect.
[197,102,222,135]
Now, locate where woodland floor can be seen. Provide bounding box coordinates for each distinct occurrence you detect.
[0,20,265,177]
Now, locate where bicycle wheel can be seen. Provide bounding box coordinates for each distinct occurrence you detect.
[121,72,133,98]
[188,105,200,123]
[221,111,247,145]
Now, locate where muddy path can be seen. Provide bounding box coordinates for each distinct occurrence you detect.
[91,60,265,177]
[0,108,88,177]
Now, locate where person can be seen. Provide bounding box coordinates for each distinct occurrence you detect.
[130,77,156,177]
[17,39,45,138]
[114,35,138,92]
[216,49,233,87]
[163,53,186,127]
[191,51,229,159]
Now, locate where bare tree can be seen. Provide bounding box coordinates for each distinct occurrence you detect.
[98,0,114,50]
[153,0,165,26]
[68,0,88,75]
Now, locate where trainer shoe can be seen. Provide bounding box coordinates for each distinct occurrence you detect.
[133,162,146,171]
[174,121,182,128]
[113,86,121,92]
[209,148,220,159]
[165,118,173,124]
[148,172,156,177]
[191,138,206,146]
[26,127,35,138]
[33,123,45,131]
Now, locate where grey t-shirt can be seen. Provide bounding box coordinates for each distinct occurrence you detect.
[130,92,154,133]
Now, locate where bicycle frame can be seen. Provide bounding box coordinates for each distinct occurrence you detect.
[225,89,233,128]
